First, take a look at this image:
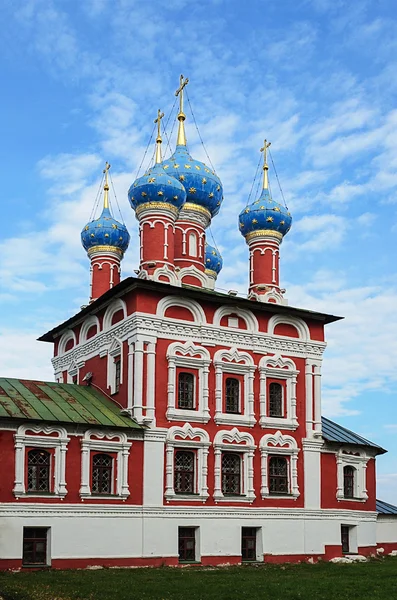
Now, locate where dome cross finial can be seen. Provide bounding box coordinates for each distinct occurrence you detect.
[103,161,111,209]
[175,74,189,146]
[260,139,271,190]
[154,109,165,164]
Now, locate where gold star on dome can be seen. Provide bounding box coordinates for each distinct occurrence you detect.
[112,224,118,229]
[173,195,178,200]
[273,207,280,212]
[119,236,123,240]
[189,187,196,194]
[173,164,180,168]
[239,223,244,228]
[167,180,172,184]
[141,191,147,197]
[143,173,149,177]
[158,190,164,196]
[206,258,210,263]
[148,177,156,183]
[212,250,217,256]
[287,212,291,216]
[204,168,210,173]
[252,219,258,224]
[130,196,134,201]
[209,192,214,198]
[179,175,185,181]
[216,185,220,191]
[184,164,191,169]
[280,220,285,225]
[260,205,265,209]
[105,233,109,237]
[266,216,274,222]
[245,208,250,213]
[90,233,95,237]
[97,223,102,227]
[202,178,207,184]
[133,183,137,188]
[163,165,169,170]
[85,226,89,231]
[195,165,201,170]
[216,201,221,206]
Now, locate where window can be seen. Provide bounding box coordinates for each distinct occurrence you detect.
[242,527,257,562]
[225,377,240,414]
[27,449,50,493]
[188,233,198,257]
[72,375,78,384]
[178,527,196,562]
[114,356,121,393]
[23,528,49,566]
[222,453,241,495]
[92,453,113,495]
[175,451,195,494]
[269,383,283,417]
[343,465,355,498]
[269,456,289,495]
[178,372,195,410]
[341,525,350,554]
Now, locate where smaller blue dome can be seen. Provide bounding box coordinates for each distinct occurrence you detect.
[128,163,186,214]
[81,206,130,254]
[205,243,223,275]
[238,189,292,239]
[162,145,223,217]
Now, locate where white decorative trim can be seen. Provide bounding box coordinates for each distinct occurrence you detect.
[178,265,209,288]
[259,431,300,499]
[58,329,77,355]
[213,428,256,503]
[213,306,259,332]
[103,298,127,331]
[13,425,70,498]
[267,314,310,341]
[156,296,206,324]
[258,354,299,429]
[152,265,180,286]
[166,341,211,422]
[79,430,132,500]
[213,347,256,427]
[67,360,78,384]
[80,315,100,344]
[165,423,210,502]
[249,288,288,306]
[336,449,369,502]
[107,338,122,394]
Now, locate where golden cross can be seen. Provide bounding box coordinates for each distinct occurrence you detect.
[260,139,271,164]
[103,162,111,208]
[154,109,165,139]
[260,140,271,190]
[175,74,189,114]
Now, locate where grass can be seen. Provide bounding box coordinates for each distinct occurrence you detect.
[0,559,397,600]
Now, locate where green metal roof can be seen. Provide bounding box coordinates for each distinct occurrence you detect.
[0,378,142,430]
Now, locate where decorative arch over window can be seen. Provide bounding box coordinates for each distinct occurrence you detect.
[156,296,206,325]
[166,341,211,423]
[80,315,100,344]
[67,360,79,384]
[178,266,209,288]
[259,431,299,499]
[259,354,299,430]
[58,330,77,355]
[213,347,256,427]
[165,423,210,502]
[336,448,368,501]
[14,425,69,498]
[267,314,310,341]
[213,306,259,332]
[213,428,256,503]
[103,299,127,331]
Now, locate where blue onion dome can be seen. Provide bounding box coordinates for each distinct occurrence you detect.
[205,243,223,276]
[239,188,292,241]
[128,162,186,217]
[162,145,223,218]
[81,205,130,255]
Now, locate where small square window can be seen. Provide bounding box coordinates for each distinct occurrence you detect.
[228,317,239,328]
[23,527,49,566]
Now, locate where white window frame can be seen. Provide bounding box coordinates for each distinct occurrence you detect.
[166,341,210,423]
[260,431,300,499]
[336,449,368,502]
[165,423,210,502]
[259,354,299,430]
[79,430,131,500]
[13,425,69,499]
[214,347,256,427]
[213,428,256,503]
[107,338,122,395]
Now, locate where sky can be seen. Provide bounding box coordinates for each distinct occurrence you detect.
[1,0,397,502]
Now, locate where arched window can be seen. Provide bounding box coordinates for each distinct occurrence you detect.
[222,453,241,495]
[178,372,195,410]
[269,382,283,417]
[269,456,288,494]
[225,377,240,414]
[174,450,195,494]
[188,233,197,257]
[27,449,51,493]
[92,454,113,494]
[343,465,355,498]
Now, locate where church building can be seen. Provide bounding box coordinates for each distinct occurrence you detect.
[0,76,396,569]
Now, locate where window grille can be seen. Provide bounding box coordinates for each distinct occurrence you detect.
[269,382,283,417]
[222,452,241,495]
[178,527,196,562]
[92,453,113,494]
[174,450,195,494]
[269,456,289,494]
[177,372,195,409]
[114,356,121,393]
[241,527,257,561]
[343,465,355,498]
[23,527,48,565]
[27,449,50,493]
[225,377,240,414]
